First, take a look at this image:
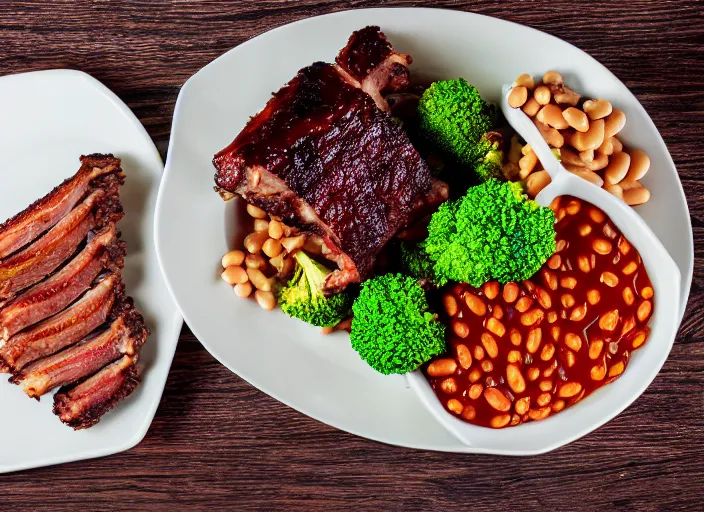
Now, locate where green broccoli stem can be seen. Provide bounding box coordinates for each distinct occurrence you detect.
[293,250,329,292]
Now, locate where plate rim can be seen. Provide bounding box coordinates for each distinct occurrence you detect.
[0,68,183,473]
[155,7,693,454]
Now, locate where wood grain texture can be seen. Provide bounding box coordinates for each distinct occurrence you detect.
[1,1,703,510]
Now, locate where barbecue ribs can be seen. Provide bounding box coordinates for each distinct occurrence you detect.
[213,26,447,293]
[0,154,148,430]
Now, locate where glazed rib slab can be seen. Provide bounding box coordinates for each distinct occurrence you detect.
[213,26,447,293]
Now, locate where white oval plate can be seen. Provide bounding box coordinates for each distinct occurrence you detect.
[0,70,182,473]
[156,8,692,453]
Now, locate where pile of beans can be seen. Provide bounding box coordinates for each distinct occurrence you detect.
[506,71,651,207]
[220,203,318,311]
[424,196,654,428]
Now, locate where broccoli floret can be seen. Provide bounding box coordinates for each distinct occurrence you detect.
[420,179,555,287]
[279,251,352,327]
[400,242,436,282]
[350,274,446,375]
[418,78,503,181]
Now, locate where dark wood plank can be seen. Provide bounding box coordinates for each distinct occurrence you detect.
[1,1,702,510]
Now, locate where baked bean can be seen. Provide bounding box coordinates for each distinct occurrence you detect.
[569,304,587,322]
[514,73,535,89]
[522,310,545,327]
[563,107,589,132]
[462,406,477,421]
[441,378,458,394]
[587,289,601,305]
[481,332,500,358]
[474,345,485,361]
[247,267,272,292]
[222,249,245,268]
[540,343,556,361]
[564,333,582,352]
[560,276,577,289]
[453,321,469,338]
[522,97,541,117]
[244,231,269,254]
[486,318,506,338]
[558,382,582,398]
[246,203,268,219]
[510,328,522,346]
[589,340,604,359]
[443,294,458,316]
[583,99,613,120]
[447,399,464,415]
[551,325,560,340]
[427,359,458,377]
[468,383,483,400]
[599,310,619,332]
[591,362,606,381]
[604,151,631,185]
[543,70,564,86]
[534,119,564,148]
[641,287,654,299]
[481,360,494,373]
[245,253,266,269]
[268,220,284,239]
[525,170,551,197]
[623,184,651,206]
[507,350,522,363]
[569,118,605,152]
[508,86,529,108]
[604,184,624,200]
[516,296,534,313]
[456,344,473,369]
[490,414,511,428]
[622,261,638,275]
[254,219,270,232]
[593,239,612,255]
[528,407,551,421]
[553,87,580,106]
[608,362,625,377]
[254,290,276,310]
[221,265,248,285]
[534,85,552,105]
[503,282,519,303]
[465,293,487,316]
[537,104,569,129]
[484,388,511,412]
[632,331,647,349]
[280,234,306,253]
[526,327,542,353]
[468,368,483,383]
[543,268,559,289]
[637,300,652,322]
[484,282,500,300]
[623,287,635,306]
[234,281,253,298]
[262,238,283,258]
[600,271,619,287]
[604,109,626,139]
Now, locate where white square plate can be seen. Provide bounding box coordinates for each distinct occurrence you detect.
[0,69,182,473]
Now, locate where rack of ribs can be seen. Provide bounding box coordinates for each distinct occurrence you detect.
[213,26,448,293]
[0,154,149,429]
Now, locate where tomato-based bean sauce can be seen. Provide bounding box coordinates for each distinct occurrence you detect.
[423,196,654,428]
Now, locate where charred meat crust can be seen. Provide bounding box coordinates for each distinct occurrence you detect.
[0,273,124,372]
[213,40,436,292]
[53,355,141,430]
[0,224,126,340]
[0,179,124,300]
[11,302,147,399]
[0,154,121,259]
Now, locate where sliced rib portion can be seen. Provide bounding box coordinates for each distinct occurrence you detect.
[0,179,123,300]
[0,273,122,372]
[0,224,125,340]
[335,25,412,111]
[213,49,443,292]
[12,301,147,398]
[53,354,140,430]
[0,154,120,259]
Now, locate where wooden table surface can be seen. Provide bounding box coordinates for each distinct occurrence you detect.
[2,1,702,510]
